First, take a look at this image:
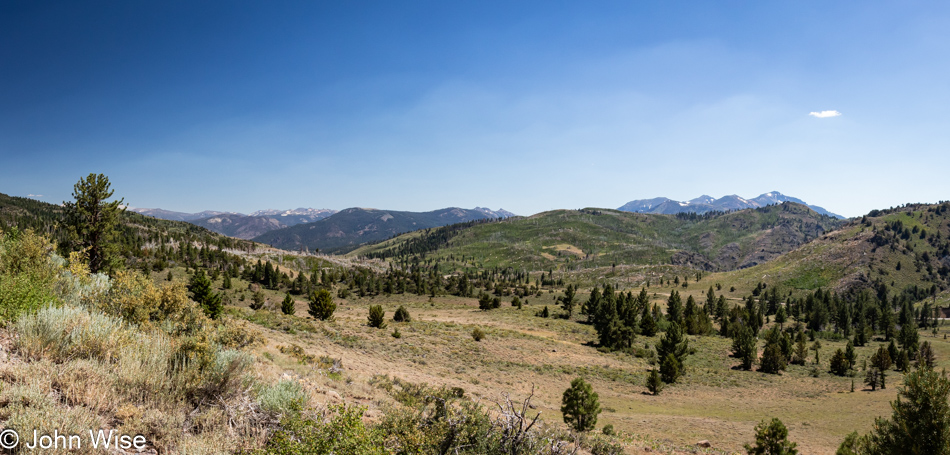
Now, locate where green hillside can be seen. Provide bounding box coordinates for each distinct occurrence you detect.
[253,207,502,254]
[0,192,259,270]
[349,202,844,273]
[715,202,950,299]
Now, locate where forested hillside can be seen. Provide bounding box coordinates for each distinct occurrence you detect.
[350,202,844,273]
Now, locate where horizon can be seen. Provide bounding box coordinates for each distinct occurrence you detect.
[4,2,950,218]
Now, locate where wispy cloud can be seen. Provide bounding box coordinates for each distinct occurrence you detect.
[27,194,43,197]
[809,110,842,118]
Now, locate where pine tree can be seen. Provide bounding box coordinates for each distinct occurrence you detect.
[393,305,411,322]
[864,367,950,454]
[646,368,663,395]
[656,323,689,383]
[559,284,577,319]
[830,349,849,376]
[189,269,223,319]
[745,418,798,455]
[666,290,683,326]
[733,325,757,370]
[561,377,601,432]
[62,173,125,274]
[222,273,232,290]
[281,293,295,315]
[308,289,335,320]
[368,305,386,329]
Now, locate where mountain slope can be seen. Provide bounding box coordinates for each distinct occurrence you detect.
[191,209,337,239]
[718,202,950,297]
[127,207,243,221]
[619,191,843,218]
[349,202,844,272]
[253,207,508,254]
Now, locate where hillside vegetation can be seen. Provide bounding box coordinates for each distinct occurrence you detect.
[350,203,843,274]
[716,202,950,299]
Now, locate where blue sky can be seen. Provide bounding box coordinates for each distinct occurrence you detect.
[2,1,949,217]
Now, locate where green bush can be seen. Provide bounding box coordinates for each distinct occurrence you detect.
[472,327,485,341]
[0,228,60,323]
[393,305,411,322]
[257,404,386,455]
[258,380,307,416]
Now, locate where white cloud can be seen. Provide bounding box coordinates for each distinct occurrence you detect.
[809,110,842,118]
[27,194,43,197]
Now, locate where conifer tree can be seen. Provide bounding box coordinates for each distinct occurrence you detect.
[308,288,335,320]
[559,284,577,319]
[646,368,663,395]
[62,173,125,274]
[281,293,295,315]
[561,378,601,432]
[189,269,223,319]
[745,418,798,455]
[864,367,950,454]
[368,305,386,329]
[656,322,689,383]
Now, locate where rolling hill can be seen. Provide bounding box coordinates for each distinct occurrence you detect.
[349,202,845,273]
[253,207,514,254]
[715,202,950,298]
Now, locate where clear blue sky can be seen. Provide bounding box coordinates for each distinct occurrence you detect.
[2,1,949,217]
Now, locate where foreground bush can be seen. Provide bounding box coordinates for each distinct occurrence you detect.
[0,228,60,322]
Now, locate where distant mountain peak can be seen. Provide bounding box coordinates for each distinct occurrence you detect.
[618,192,843,219]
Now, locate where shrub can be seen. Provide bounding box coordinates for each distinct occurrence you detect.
[258,404,386,455]
[15,305,129,363]
[0,228,60,322]
[368,305,386,329]
[472,327,485,341]
[308,289,335,320]
[602,424,615,436]
[257,380,307,416]
[561,377,601,432]
[393,305,411,322]
[391,327,402,338]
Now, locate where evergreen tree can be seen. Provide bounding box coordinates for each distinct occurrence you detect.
[189,269,223,319]
[918,341,937,369]
[660,353,680,384]
[864,367,950,455]
[666,290,683,326]
[760,331,787,374]
[393,305,411,322]
[222,273,232,290]
[561,378,601,432]
[281,293,295,315]
[640,306,658,337]
[308,289,335,320]
[559,284,577,319]
[646,368,663,395]
[845,340,857,370]
[62,173,125,274]
[871,346,892,389]
[830,349,849,376]
[656,322,689,383]
[745,418,798,455]
[368,305,386,329]
[733,325,757,370]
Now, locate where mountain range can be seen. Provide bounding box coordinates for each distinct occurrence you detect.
[618,191,843,219]
[252,207,516,254]
[128,207,338,239]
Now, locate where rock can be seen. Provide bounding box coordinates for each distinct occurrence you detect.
[326,390,342,401]
[696,440,711,448]
[551,349,557,352]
